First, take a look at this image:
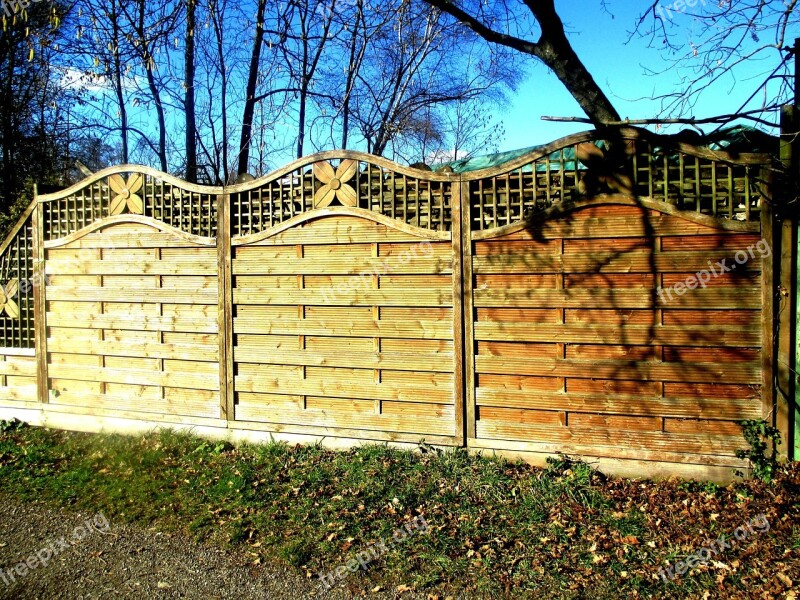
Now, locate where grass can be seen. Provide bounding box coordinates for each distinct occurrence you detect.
[0,422,797,598]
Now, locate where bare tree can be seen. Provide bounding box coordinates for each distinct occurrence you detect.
[70,0,138,163]
[343,0,517,158]
[119,0,183,172]
[196,0,233,183]
[237,0,269,176]
[277,0,339,159]
[0,1,72,210]
[420,0,621,125]
[631,0,797,127]
[184,0,198,181]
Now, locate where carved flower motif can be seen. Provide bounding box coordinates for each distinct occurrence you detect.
[0,279,19,319]
[313,160,358,208]
[108,173,144,216]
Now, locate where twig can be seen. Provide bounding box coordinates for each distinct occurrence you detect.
[542,109,780,128]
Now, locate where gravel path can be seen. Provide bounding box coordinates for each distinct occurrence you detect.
[0,498,452,600]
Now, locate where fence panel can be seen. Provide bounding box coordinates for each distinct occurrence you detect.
[230,208,459,445]
[42,218,222,421]
[466,197,765,473]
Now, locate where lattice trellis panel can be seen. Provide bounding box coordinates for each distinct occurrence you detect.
[465,135,769,231]
[41,171,219,241]
[230,158,455,236]
[0,212,35,348]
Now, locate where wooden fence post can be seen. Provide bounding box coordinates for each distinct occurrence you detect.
[451,178,466,445]
[777,104,798,460]
[459,176,476,443]
[31,193,48,405]
[217,193,234,421]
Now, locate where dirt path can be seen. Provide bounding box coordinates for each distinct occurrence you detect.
[0,499,443,600]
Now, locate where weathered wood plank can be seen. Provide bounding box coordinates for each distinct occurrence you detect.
[233,288,453,307]
[50,389,220,418]
[483,215,757,240]
[46,313,218,333]
[234,348,453,372]
[0,384,38,403]
[234,373,452,404]
[473,287,760,309]
[473,323,761,347]
[664,418,744,435]
[474,388,760,420]
[235,398,454,436]
[46,287,218,304]
[475,356,761,384]
[50,233,208,249]
[466,438,745,468]
[473,250,762,274]
[47,339,218,361]
[48,364,219,391]
[232,257,453,275]
[0,358,38,377]
[475,421,744,456]
[233,318,451,339]
[45,258,217,276]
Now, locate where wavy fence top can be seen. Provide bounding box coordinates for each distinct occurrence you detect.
[34,128,772,241]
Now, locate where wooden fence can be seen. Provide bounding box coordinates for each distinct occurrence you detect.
[0,128,786,481]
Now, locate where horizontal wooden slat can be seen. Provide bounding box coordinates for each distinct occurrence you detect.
[473,250,761,274]
[475,388,761,419]
[234,348,453,372]
[664,418,744,435]
[466,437,746,468]
[49,389,219,418]
[233,288,453,307]
[566,413,663,431]
[241,220,442,246]
[475,422,744,456]
[46,313,218,333]
[476,215,757,240]
[47,339,218,361]
[46,259,217,276]
[234,374,452,404]
[51,233,211,249]
[233,318,451,339]
[0,358,37,377]
[46,287,218,304]
[473,287,760,309]
[473,323,760,347]
[232,257,452,275]
[235,397,454,436]
[475,356,760,384]
[0,384,38,402]
[48,364,219,391]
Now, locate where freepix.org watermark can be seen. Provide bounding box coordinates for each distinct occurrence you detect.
[655,0,709,21]
[658,513,770,582]
[2,0,47,18]
[657,239,770,305]
[317,515,429,591]
[320,240,436,304]
[0,513,111,588]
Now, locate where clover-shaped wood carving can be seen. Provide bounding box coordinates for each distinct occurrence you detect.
[313,160,358,208]
[0,279,19,319]
[108,173,144,216]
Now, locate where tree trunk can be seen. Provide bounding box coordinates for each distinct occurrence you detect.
[110,5,129,164]
[184,0,197,182]
[237,0,266,176]
[422,0,621,125]
[210,0,228,182]
[528,1,620,124]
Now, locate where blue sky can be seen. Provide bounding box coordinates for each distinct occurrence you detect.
[498,0,786,151]
[70,0,788,173]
